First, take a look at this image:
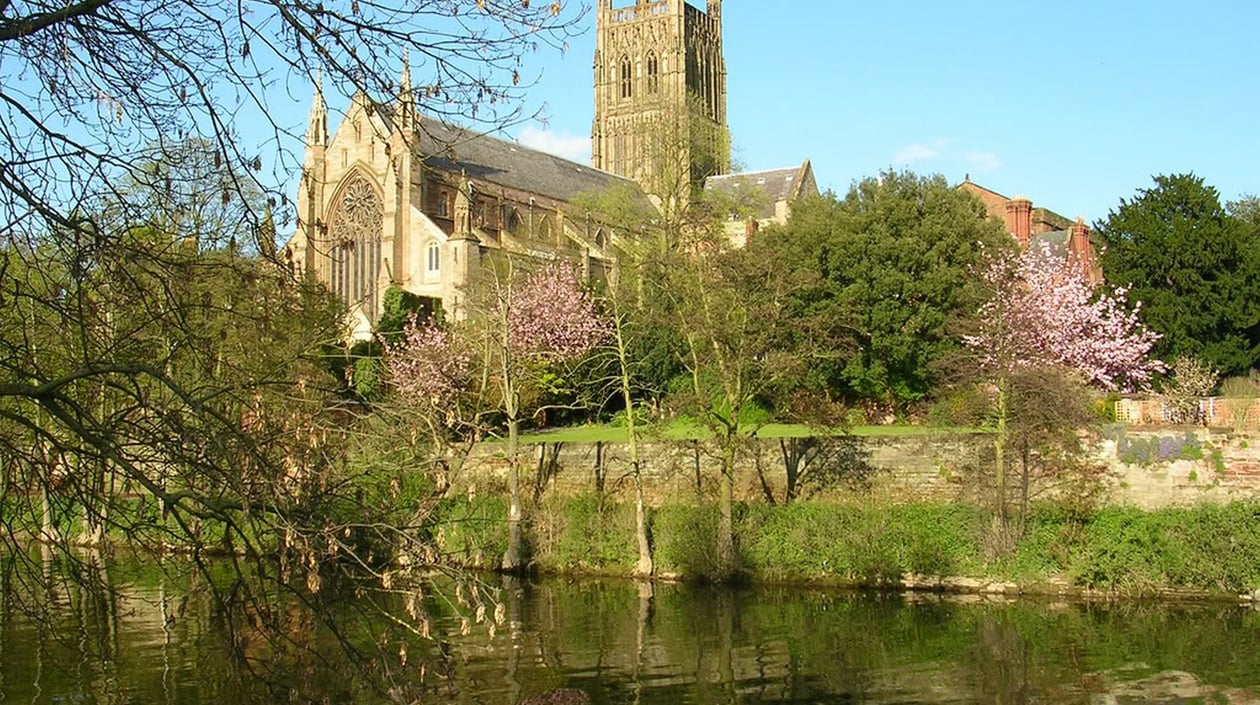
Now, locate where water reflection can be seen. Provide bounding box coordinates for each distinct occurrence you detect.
[2,554,1259,705]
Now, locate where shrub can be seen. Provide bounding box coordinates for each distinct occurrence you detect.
[431,496,507,569]
[535,493,636,571]
[653,503,722,579]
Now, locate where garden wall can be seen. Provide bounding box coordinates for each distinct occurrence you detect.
[454,429,1260,509]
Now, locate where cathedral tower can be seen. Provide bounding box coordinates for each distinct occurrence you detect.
[592,0,729,195]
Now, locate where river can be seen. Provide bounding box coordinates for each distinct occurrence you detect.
[2,553,1259,704]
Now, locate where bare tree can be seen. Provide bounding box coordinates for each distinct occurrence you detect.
[0,1,584,700]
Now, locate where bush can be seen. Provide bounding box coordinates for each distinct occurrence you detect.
[653,503,722,579]
[430,496,507,569]
[1067,504,1260,592]
[738,502,981,582]
[423,492,1260,593]
[534,493,636,572]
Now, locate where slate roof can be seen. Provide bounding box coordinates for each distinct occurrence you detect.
[413,117,648,206]
[704,165,807,219]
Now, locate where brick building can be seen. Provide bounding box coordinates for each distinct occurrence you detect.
[959,176,1101,283]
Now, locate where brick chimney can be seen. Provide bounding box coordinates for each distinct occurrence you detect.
[1005,196,1032,248]
[1070,217,1093,281]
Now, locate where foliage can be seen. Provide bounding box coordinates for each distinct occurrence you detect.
[965,243,1163,392]
[1111,430,1202,465]
[1096,174,1260,377]
[1219,373,1260,398]
[534,493,638,572]
[430,495,509,570]
[763,170,1010,409]
[425,493,1260,593]
[0,0,584,697]
[1067,504,1260,592]
[385,317,474,423]
[1168,356,1220,397]
[740,502,982,582]
[962,242,1160,527]
[508,262,608,360]
[1162,356,1219,423]
[652,502,723,579]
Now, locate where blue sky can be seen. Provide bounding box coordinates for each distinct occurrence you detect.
[300,0,1260,226]
[499,0,1260,224]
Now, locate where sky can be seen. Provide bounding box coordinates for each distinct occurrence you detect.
[307,0,1260,226]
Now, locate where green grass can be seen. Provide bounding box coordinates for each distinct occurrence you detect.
[514,421,985,444]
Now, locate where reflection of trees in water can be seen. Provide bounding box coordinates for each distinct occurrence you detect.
[5,567,1260,704]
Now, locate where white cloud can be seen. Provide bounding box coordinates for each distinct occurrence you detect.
[964,150,1004,172]
[893,143,941,163]
[516,125,590,163]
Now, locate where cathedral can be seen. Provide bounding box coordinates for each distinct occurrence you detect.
[285,0,811,339]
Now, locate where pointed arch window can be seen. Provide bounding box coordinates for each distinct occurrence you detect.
[619,55,632,99]
[326,172,383,319]
[426,241,441,274]
[645,51,659,94]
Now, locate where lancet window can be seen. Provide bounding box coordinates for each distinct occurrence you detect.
[619,55,633,99]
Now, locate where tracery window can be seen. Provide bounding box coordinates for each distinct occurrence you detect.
[326,173,383,318]
[645,51,659,94]
[619,55,632,99]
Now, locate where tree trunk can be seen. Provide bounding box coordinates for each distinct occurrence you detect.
[620,340,652,576]
[716,438,736,580]
[593,441,605,495]
[1020,437,1031,532]
[501,415,524,573]
[755,441,777,506]
[994,379,1009,526]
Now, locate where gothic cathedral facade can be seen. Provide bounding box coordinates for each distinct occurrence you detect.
[286,1,741,339]
[592,0,730,191]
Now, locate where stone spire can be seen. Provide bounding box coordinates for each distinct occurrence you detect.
[396,49,416,133]
[306,69,328,148]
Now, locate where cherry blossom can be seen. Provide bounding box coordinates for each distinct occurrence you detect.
[965,244,1162,391]
[507,262,608,361]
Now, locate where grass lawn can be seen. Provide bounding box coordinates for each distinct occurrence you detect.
[513,420,986,444]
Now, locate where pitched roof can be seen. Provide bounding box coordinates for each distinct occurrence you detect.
[413,117,646,206]
[704,162,813,219]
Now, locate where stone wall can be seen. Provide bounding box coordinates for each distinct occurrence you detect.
[452,429,1260,509]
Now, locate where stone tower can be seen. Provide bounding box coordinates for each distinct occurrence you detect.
[591,0,729,196]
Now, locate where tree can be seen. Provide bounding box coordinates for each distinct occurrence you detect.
[657,201,829,580]
[1096,174,1260,376]
[765,170,1010,412]
[963,244,1161,524]
[1,2,584,699]
[385,260,605,573]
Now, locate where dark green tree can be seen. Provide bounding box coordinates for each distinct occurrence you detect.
[764,170,1009,411]
[1096,174,1260,376]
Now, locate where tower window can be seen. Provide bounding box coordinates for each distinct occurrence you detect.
[646,52,659,94]
[437,191,450,218]
[619,55,632,99]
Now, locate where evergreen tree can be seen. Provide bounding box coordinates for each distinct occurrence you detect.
[767,170,1009,411]
[1097,174,1260,376]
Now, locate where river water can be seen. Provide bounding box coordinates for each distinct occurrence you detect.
[2,554,1259,704]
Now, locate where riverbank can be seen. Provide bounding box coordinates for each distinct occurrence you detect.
[431,495,1260,601]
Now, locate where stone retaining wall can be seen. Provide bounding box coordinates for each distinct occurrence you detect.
[453,429,1260,509]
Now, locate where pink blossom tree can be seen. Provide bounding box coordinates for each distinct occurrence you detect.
[964,244,1162,523]
[383,260,606,572]
[480,260,607,572]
